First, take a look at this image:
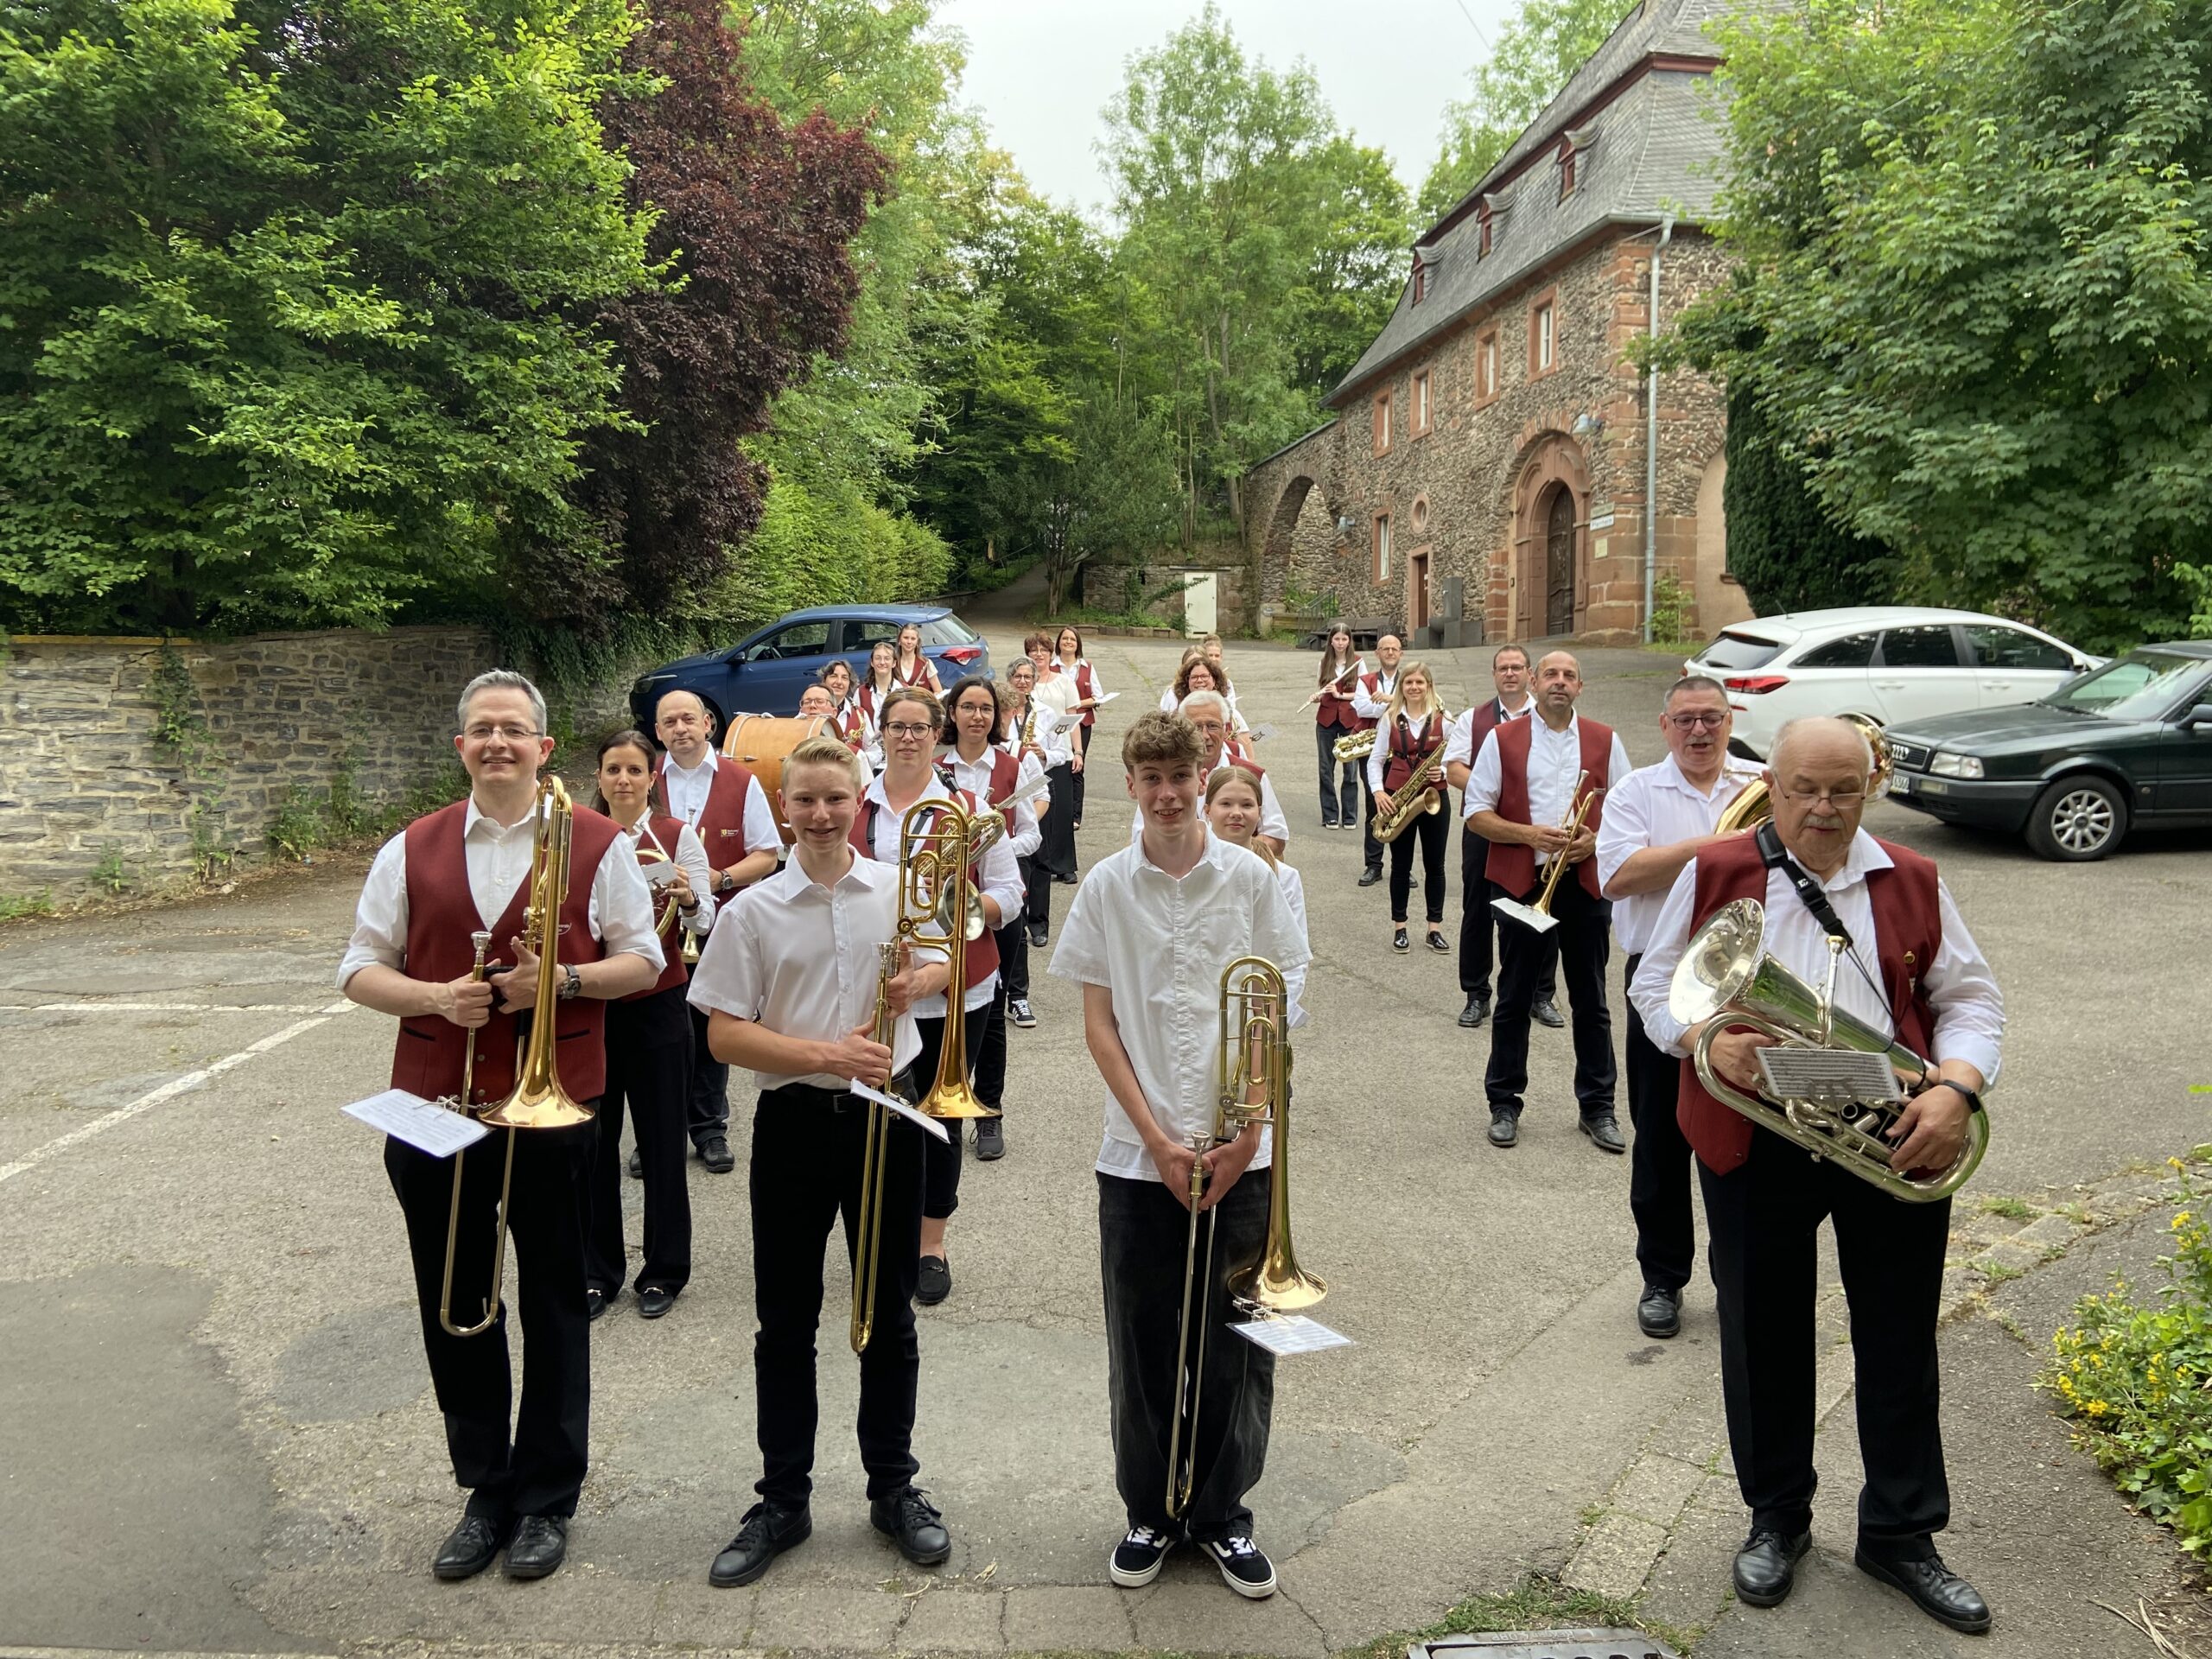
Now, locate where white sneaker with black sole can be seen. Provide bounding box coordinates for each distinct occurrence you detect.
[1109,1524,1173,1587]
[1008,997,1035,1028]
[1203,1534,1277,1599]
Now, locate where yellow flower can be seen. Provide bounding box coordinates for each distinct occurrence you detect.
[2085,1400,2109,1417]
[2177,1211,2195,1229]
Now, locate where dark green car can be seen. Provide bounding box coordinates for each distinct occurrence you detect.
[1880,642,2212,860]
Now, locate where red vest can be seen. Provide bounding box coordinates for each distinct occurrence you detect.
[1484,716,1618,900]
[1072,660,1100,727]
[665,754,760,870]
[391,799,620,1106]
[1676,834,1942,1175]
[858,680,891,725]
[851,788,1001,991]
[1221,745,1265,781]
[1354,669,1394,732]
[1315,658,1361,729]
[625,812,691,1000]
[1382,712,1445,795]
[1458,701,1520,837]
[893,654,936,690]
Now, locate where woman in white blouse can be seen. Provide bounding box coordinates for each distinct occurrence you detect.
[1366,664,1452,955]
[1204,765,1309,1030]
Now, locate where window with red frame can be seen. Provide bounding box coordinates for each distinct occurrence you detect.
[1373,391,1392,455]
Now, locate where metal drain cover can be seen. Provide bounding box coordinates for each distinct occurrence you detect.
[1408,1632,1679,1659]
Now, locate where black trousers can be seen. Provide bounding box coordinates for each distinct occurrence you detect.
[1485,874,1616,1116]
[1386,803,1450,925]
[1360,778,1382,872]
[1038,766,1077,878]
[1098,1169,1275,1543]
[1071,722,1091,821]
[1459,830,1556,1003]
[587,981,693,1295]
[1623,954,1694,1295]
[1020,853,1054,935]
[750,1081,926,1505]
[685,997,729,1150]
[914,1008,988,1221]
[974,928,1027,1112]
[385,1117,595,1519]
[1700,1130,1953,1554]
[1314,723,1360,825]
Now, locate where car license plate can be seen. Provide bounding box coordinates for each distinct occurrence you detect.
[1891,774,1913,796]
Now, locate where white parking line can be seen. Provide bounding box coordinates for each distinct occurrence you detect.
[0,1003,355,1186]
[1,1001,341,1014]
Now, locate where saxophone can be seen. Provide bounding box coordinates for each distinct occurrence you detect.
[1372,740,1445,842]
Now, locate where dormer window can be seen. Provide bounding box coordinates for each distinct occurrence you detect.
[1559,124,1601,201]
[1412,256,1427,304]
[1477,190,1510,260]
[1559,139,1577,198]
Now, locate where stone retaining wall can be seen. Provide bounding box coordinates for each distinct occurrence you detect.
[2,628,498,898]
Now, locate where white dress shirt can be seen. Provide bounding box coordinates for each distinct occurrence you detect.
[660,749,781,860]
[1627,828,2005,1083]
[1032,668,1078,723]
[1002,704,1071,770]
[621,817,717,937]
[1350,669,1400,721]
[338,797,664,988]
[1595,754,1764,957]
[1275,861,1311,1030]
[1129,758,1290,848]
[1464,715,1636,869]
[1159,683,1244,729]
[1365,708,1443,797]
[1441,696,1534,772]
[1050,830,1311,1180]
[943,744,1041,861]
[686,851,922,1090]
[861,774,1023,1016]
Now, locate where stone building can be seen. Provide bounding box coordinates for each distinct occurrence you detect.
[1243,0,1754,645]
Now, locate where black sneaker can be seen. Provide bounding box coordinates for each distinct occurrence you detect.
[975,1119,1006,1160]
[1008,997,1036,1029]
[709,1500,811,1587]
[1203,1534,1277,1599]
[869,1484,952,1567]
[917,1255,951,1306]
[1109,1523,1173,1588]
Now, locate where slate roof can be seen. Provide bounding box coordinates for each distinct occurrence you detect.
[1328,0,1748,407]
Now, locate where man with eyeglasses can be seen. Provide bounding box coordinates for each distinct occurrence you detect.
[1593,675,1762,1340]
[1629,716,2003,1634]
[656,689,780,1174]
[340,670,663,1582]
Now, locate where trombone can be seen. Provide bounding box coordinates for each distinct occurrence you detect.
[894,795,1007,1121]
[437,777,595,1338]
[1166,957,1324,1518]
[849,939,906,1354]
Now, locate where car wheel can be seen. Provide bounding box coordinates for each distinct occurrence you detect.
[2024,775,2126,861]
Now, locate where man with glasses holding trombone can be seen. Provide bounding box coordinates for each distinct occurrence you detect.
[1593,675,1763,1342]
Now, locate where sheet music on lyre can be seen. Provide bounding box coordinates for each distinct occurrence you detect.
[342,1088,490,1158]
[1230,1313,1354,1357]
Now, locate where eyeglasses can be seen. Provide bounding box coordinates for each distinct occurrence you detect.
[1777,785,1866,807]
[882,721,936,739]
[1667,712,1728,730]
[462,724,541,742]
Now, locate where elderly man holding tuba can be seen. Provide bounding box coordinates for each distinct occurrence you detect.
[1628,715,2004,1634]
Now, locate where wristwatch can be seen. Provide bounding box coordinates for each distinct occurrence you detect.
[1920,1076,1984,1114]
[558,964,582,1001]
[714,871,736,897]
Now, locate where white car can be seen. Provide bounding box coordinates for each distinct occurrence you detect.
[1684,607,2101,760]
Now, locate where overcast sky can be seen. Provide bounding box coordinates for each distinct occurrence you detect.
[936,0,1526,220]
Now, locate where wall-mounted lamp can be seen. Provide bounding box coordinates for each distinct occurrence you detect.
[1571,412,1605,440]
[1335,515,1357,534]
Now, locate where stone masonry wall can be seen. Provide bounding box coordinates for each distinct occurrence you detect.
[1245,227,1742,646]
[1,628,496,898]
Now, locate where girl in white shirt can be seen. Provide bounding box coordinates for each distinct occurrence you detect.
[1203,766,1310,1030]
[1366,663,1452,955]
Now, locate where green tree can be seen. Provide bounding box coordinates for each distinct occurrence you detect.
[1675,0,2212,652]
[1721,385,1900,615]
[1419,0,1631,223]
[0,0,653,632]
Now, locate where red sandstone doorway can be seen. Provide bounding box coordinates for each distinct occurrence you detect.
[1544,489,1575,636]
[1408,549,1430,634]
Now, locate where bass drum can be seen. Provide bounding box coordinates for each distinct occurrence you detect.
[720,713,836,845]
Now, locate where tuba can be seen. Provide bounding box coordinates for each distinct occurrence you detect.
[438,778,594,1337]
[1669,897,1986,1201]
[894,795,1006,1120]
[1717,713,1894,834]
[1165,957,1322,1519]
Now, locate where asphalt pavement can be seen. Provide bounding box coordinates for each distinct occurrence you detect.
[2,624,2208,1657]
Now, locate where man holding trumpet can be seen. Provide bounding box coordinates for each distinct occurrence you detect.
[1463,651,1630,1152]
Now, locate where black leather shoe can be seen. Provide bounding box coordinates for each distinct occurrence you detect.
[710,1501,811,1587]
[1392,927,1410,952]
[1580,1112,1626,1154]
[1732,1528,1810,1607]
[1052,871,1077,886]
[1531,996,1566,1028]
[917,1255,951,1306]
[1426,930,1450,953]
[1458,995,1491,1029]
[1358,865,1384,887]
[871,1485,952,1566]
[638,1286,677,1319]
[1855,1548,1992,1633]
[698,1134,736,1174]
[1027,925,1048,950]
[504,1514,568,1580]
[431,1513,505,1581]
[1487,1111,1519,1148]
[626,1148,642,1179]
[1637,1284,1681,1338]
[975,1119,1006,1160]
[586,1287,616,1321]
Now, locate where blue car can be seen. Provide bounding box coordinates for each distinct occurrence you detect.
[628,604,990,730]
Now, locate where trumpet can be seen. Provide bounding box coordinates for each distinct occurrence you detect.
[895,796,1005,1120]
[1491,771,1598,936]
[439,777,594,1338]
[1332,729,1376,762]
[1165,957,1321,1518]
[849,939,905,1353]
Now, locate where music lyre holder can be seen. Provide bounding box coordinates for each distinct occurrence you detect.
[1491,772,1597,938]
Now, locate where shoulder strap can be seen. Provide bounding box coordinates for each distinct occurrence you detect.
[1755,821,1853,944]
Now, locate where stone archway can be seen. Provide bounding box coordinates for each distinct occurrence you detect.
[1507,434,1590,640]
[1263,474,1317,570]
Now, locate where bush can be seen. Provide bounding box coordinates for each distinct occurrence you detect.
[2040,1159,2212,1557]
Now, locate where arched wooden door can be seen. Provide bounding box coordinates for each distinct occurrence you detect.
[1544,488,1576,636]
